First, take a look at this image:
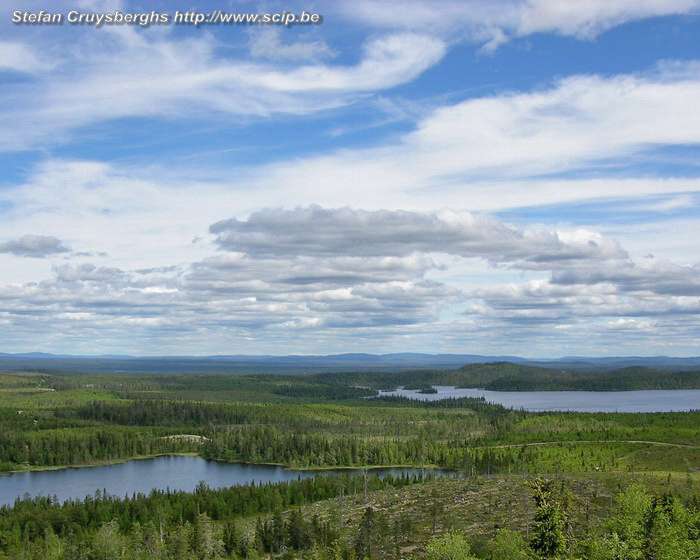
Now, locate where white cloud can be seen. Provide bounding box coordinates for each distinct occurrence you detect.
[340,0,700,49]
[0,199,695,354]
[605,318,653,330]
[2,1,700,355]
[244,34,444,92]
[552,260,700,296]
[248,28,336,61]
[0,41,53,73]
[602,216,700,265]
[211,206,628,268]
[242,63,700,210]
[0,30,445,150]
[517,0,700,39]
[53,263,125,283]
[0,235,70,258]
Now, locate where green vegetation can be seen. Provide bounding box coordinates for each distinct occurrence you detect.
[0,365,698,558]
[313,362,700,391]
[1,471,698,559]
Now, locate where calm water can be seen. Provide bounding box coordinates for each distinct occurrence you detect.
[375,386,700,412]
[0,455,455,507]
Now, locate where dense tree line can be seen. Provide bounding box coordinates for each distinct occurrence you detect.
[0,427,197,471]
[375,394,518,419]
[12,363,700,402]
[1,474,698,559]
[309,362,553,390]
[62,400,261,427]
[270,384,377,399]
[0,472,423,559]
[485,366,700,392]
[3,393,698,474]
[311,362,700,392]
[200,424,635,474]
[55,399,494,437]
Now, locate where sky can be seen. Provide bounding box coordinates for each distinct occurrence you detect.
[1,0,700,357]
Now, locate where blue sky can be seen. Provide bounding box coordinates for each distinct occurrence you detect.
[1,0,699,357]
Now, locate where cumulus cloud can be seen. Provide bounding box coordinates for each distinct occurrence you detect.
[0,256,457,347]
[189,253,436,290]
[604,318,653,331]
[552,260,700,296]
[0,204,697,355]
[462,256,700,332]
[54,263,125,283]
[0,235,70,258]
[0,208,467,345]
[182,242,458,329]
[473,263,700,328]
[210,206,628,268]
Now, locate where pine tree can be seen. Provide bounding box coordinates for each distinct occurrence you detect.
[223,519,241,556]
[287,509,307,550]
[355,507,376,560]
[528,478,568,558]
[167,521,193,560]
[272,511,286,553]
[193,513,223,560]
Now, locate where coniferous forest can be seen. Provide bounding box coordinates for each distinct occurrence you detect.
[0,366,699,559]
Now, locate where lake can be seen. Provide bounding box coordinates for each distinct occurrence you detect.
[375,386,700,412]
[0,455,456,507]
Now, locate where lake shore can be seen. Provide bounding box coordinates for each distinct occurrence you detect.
[0,451,201,476]
[1,453,447,477]
[0,455,457,507]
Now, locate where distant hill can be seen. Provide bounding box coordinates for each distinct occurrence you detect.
[310,362,700,392]
[1,351,700,374]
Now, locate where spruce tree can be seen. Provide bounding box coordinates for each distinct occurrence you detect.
[528,478,568,558]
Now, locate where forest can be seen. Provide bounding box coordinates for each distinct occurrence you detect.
[311,362,700,391]
[0,365,698,558]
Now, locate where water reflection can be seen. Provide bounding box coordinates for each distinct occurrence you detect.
[375,386,700,412]
[0,455,456,506]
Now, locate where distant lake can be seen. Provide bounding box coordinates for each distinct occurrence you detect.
[0,455,456,507]
[375,386,700,413]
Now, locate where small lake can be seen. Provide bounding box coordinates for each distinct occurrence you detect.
[0,455,456,507]
[375,386,700,413]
